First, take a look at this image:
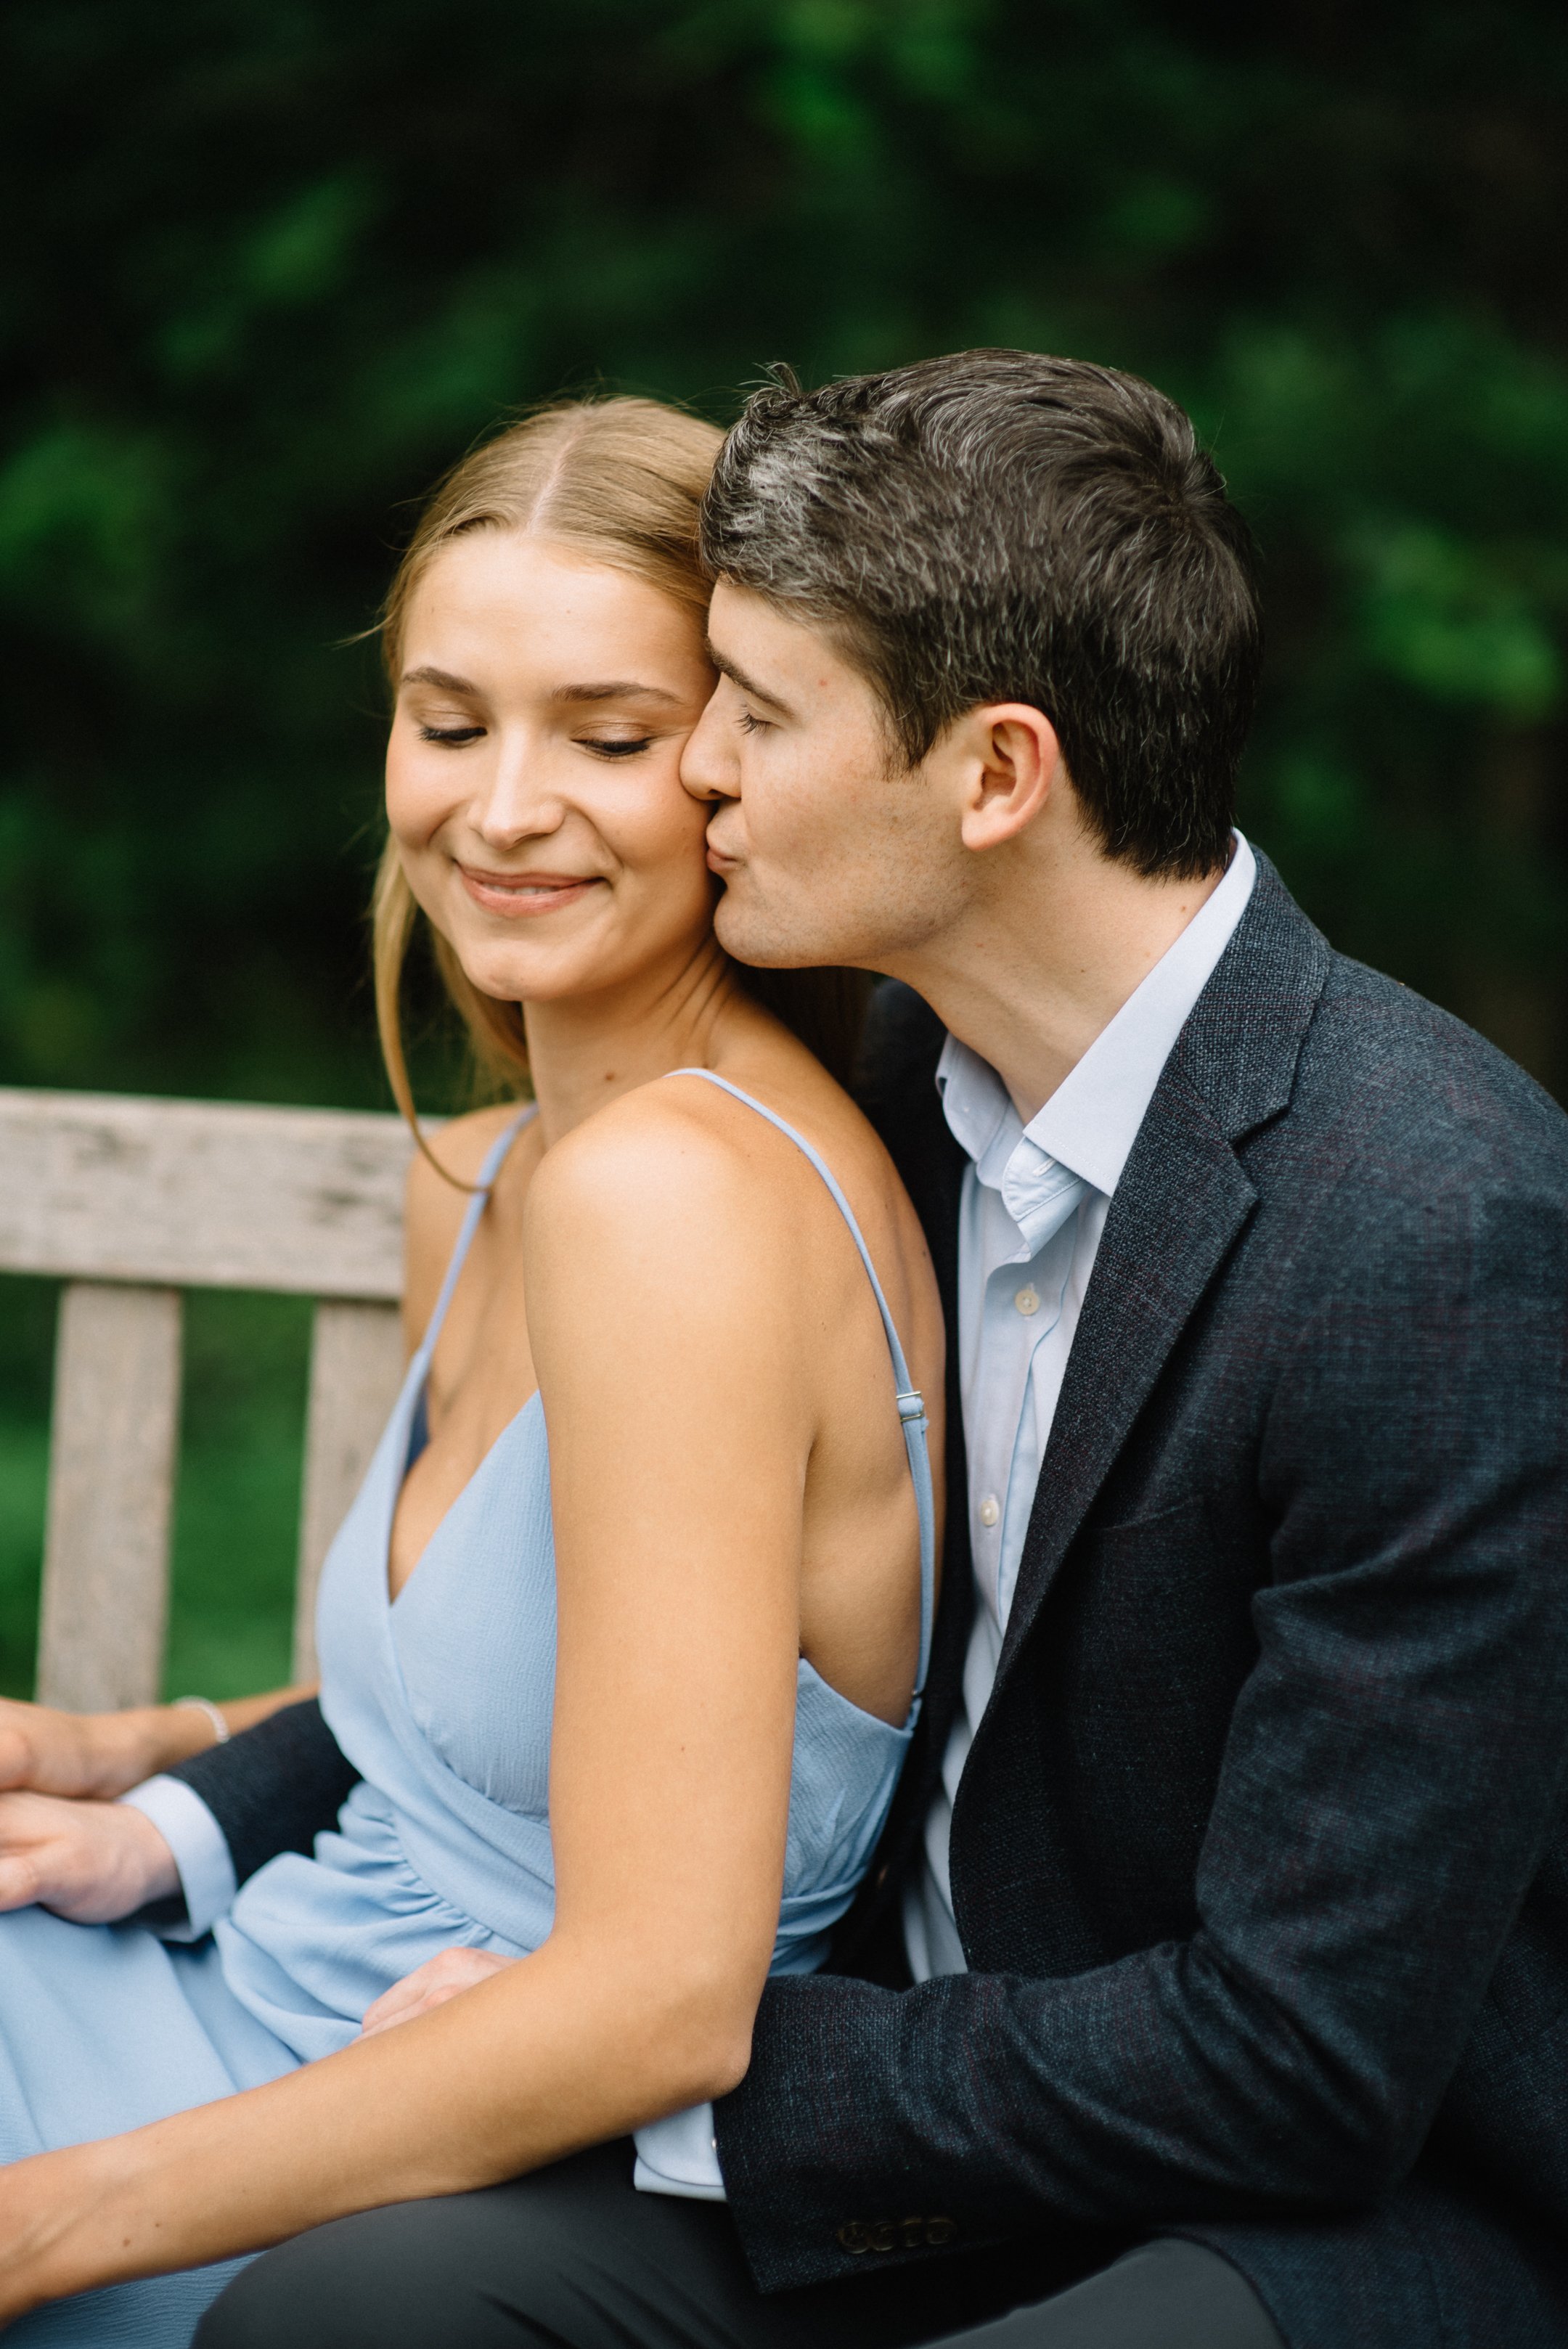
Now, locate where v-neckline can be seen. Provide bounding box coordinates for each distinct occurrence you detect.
[386,1376,542,1611]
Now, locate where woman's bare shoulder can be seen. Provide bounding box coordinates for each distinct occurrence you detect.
[526,1063,914,1310]
[525,1077,762,1243]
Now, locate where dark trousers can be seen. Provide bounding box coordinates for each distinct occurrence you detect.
[195,2140,1283,2349]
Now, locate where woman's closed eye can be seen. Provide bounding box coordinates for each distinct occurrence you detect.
[735,708,772,736]
[419,722,486,746]
[579,735,655,760]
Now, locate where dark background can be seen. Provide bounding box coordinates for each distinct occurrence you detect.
[2,0,1565,1694]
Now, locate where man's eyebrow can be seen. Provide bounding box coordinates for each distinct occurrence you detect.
[547,680,685,706]
[704,643,793,716]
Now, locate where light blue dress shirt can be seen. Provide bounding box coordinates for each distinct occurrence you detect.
[904,835,1257,1982]
[121,1770,239,1939]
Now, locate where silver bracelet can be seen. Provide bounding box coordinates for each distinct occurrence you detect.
[173,1695,230,1747]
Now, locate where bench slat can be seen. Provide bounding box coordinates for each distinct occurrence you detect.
[37,1282,183,1711]
[293,1299,409,1678]
[0,1089,414,1300]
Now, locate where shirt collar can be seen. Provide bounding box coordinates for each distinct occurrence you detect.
[937,830,1257,1202]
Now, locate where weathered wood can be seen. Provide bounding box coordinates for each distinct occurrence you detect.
[0,1088,415,1300]
[293,1299,409,1678]
[37,1282,183,1711]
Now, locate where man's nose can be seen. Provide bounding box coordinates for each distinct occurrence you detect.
[679,690,736,804]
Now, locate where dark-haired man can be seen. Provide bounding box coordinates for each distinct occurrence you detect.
[67,354,1568,2347]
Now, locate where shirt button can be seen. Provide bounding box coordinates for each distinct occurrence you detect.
[979,1495,1000,1527]
[1015,1285,1040,1316]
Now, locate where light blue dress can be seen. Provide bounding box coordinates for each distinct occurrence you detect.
[0,1074,934,2346]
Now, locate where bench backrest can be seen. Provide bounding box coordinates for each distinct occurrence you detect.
[0,1087,417,1708]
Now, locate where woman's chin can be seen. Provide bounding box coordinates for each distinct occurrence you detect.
[441,914,603,996]
[453,952,557,1007]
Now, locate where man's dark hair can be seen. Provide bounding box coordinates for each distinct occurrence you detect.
[700,351,1262,878]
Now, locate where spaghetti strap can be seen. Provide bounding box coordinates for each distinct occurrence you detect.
[669,1069,936,1697]
[415,1106,537,1368]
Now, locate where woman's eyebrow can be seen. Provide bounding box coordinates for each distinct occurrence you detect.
[401,664,479,694]
[548,680,685,706]
[400,669,682,706]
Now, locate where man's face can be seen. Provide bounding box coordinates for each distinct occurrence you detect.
[682,581,968,973]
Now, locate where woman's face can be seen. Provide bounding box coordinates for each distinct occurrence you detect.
[386,531,718,1014]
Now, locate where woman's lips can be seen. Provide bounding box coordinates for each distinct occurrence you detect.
[458,865,605,917]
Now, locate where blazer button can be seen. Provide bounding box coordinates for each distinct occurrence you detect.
[836,2221,872,2254]
[926,2216,957,2246]
[868,2220,899,2252]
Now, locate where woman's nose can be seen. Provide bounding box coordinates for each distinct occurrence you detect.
[473,735,563,845]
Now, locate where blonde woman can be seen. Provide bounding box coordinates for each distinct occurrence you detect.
[0,399,942,2343]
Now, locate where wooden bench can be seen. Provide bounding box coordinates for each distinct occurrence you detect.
[0,1087,418,1710]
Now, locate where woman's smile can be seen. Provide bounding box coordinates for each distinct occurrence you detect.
[457,863,608,918]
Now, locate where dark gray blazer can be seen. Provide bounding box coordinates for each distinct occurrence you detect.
[179,859,1568,2348]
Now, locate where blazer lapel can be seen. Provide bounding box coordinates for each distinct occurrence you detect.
[992,857,1332,1686]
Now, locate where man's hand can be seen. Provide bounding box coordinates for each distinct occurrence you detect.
[360,1946,516,2038]
[0,1790,180,1924]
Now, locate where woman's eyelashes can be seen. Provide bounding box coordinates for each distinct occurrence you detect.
[410,718,657,757]
[579,735,655,760]
[418,722,486,746]
[735,707,771,736]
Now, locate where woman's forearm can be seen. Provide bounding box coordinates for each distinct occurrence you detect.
[0,1688,319,1802]
[105,1685,320,1790]
[210,1685,321,1746]
[9,1930,754,2314]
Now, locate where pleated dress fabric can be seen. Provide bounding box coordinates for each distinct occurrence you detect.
[0,1077,935,2345]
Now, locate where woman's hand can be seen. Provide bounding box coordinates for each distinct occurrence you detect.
[0,1697,173,1800]
[0,1686,321,1805]
[0,1791,179,1923]
[360,1948,515,2039]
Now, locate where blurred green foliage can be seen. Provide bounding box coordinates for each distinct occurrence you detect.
[1,0,1565,1692]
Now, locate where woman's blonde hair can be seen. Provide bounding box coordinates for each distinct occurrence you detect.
[372,396,868,1170]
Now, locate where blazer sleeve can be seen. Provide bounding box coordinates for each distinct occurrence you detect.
[713,1131,1568,2291]
[166,1697,361,1890]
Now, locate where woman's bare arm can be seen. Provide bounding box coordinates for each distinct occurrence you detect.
[0,1099,809,2318]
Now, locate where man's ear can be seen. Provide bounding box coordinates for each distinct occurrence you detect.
[939,704,1063,854]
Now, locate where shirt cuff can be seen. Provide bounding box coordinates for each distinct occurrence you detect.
[119,1773,239,1940]
[632,2103,727,2201]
